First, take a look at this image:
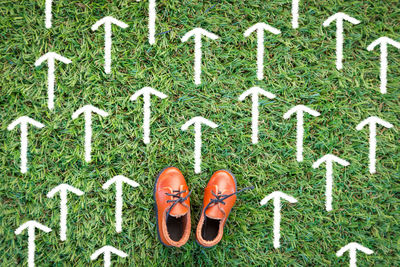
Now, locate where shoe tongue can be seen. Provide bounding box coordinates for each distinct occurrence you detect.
[205,205,225,220]
[168,204,188,217]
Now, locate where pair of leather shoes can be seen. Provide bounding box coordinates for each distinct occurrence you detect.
[154,167,252,248]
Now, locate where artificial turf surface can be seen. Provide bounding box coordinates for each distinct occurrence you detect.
[1,0,399,265]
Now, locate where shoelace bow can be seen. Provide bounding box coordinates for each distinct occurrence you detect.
[203,186,254,217]
[165,189,192,217]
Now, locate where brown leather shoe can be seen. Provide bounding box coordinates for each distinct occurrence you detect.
[196,170,253,247]
[154,167,192,247]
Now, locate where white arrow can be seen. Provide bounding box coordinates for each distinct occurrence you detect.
[181,116,218,173]
[356,116,393,174]
[313,154,350,211]
[130,87,167,144]
[91,16,129,74]
[292,0,300,28]
[91,245,128,267]
[244,23,281,80]
[47,184,84,241]
[15,221,52,267]
[336,242,373,267]
[367,36,400,94]
[45,0,53,28]
[7,116,45,173]
[238,87,276,144]
[283,105,320,162]
[148,0,156,44]
[103,175,140,233]
[72,105,109,162]
[35,52,72,110]
[323,12,360,70]
[181,28,219,85]
[260,191,297,248]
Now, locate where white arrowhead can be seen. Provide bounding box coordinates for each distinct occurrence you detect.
[336,242,373,267]
[130,87,167,144]
[35,52,72,110]
[181,116,218,173]
[260,191,297,248]
[103,175,140,233]
[181,28,219,85]
[91,16,129,74]
[283,105,320,162]
[367,37,400,94]
[244,23,281,80]
[47,184,84,241]
[72,105,109,162]
[8,116,45,173]
[239,87,276,144]
[313,154,350,211]
[356,116,393,174]
[15,220,52,267]
[91,245,128,267]
[323,12,360,70]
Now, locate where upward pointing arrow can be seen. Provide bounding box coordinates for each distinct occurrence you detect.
[72,105,109,162]
[130,87,168,144]
[181,116,218,173]
[244,23,281,80]
[313,154,350,211]
[356,116,393,174]
[323,12,361,70]
[102,175,140,233]
[336,242,373,267]
[367,36,400,94]
[15,220,52,267]
[238,87,276,144]
[283,105,320,162]
[181,28,219,85]
[260,191,297,248]
[91,16,129,74]
[47,184,84,241]
[7,116,45,173]
[35,52,72,110]
[91,245,128,267]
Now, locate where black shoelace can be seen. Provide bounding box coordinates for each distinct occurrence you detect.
[203,186,254,217]
[165,189,192,217]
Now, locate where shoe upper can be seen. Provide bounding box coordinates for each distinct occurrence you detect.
[196,170,237,247]
[154,167,191,247]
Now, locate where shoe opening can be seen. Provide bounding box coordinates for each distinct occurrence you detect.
[201,216,221,241]
[166,214,188,242]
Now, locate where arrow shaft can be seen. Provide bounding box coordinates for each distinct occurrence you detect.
[273,198,281,248]
[296,111,304,162]
[104,23,112,74]
[143,94,151,144]
[84,113,92,162]
[59,192,68,241]
[148,0,156,44]
[325,161,333,211]
[369,123,377,174]
[104,252,111,267]
[115,182,123,233]
[47,59,55,110]
[28,227,35,267]
[194,35,202,85]
[349,249,357,267]
[380,44,388,93]
[251,94,259,144]
[45,0,53,28]
[257,30,264,80]
[292,0,299,29]
[20,124,28,173]
[336,19,343,70]
[194,123,202,174]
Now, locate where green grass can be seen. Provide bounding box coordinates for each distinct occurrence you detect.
[1,0,399,265]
